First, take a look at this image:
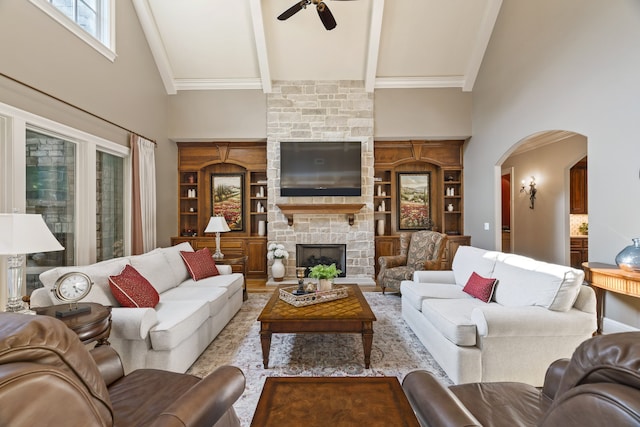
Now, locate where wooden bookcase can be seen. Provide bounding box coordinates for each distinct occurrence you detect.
[173,141,268,280]
[373,140,470,278]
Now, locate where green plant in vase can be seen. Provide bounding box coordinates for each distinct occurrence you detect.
[308,263,342,292]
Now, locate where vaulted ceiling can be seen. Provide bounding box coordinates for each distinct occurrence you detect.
[132,0,502,95]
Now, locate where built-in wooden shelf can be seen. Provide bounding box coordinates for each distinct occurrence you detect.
[276,203,366,226]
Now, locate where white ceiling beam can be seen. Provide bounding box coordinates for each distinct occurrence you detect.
[375,76,466,89]
[251,0,272,93]
[174,78,263,91]
[132,0,177,95]
[364,0,385,93]
[463,0,503,92]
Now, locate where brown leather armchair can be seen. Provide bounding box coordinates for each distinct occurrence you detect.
[0,312,245,427]
[402,332,640,427]
[377,230,448,294]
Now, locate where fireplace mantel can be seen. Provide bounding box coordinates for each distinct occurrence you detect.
[276,203,366,226]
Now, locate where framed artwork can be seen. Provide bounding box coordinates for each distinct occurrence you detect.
[397,172,431,230]
[211,174,244,231]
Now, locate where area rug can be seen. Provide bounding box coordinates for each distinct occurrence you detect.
[187,292,451,426]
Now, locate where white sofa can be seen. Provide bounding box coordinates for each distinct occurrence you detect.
[401,245,597,386]
[30,242,244,374]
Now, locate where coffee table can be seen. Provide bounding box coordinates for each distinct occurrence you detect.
[257,284,376,368]
[250,376,420,426]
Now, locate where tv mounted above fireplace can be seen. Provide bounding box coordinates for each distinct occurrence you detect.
[280,141,362,197]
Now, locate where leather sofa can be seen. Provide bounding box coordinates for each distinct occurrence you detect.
[30,242,244,373]
[0,312,245,427]
[401,245,597,386]
[402,332,640,427]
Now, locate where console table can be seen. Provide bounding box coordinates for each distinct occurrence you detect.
[582,262,640,334]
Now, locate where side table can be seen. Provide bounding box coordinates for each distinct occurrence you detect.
[35,302,112,346]
[215,255,249,301]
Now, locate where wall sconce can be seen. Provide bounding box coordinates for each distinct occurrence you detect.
[520,176,537,209]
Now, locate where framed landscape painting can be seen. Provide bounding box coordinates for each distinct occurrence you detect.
[211,174,244,231]
[397,172,431,230]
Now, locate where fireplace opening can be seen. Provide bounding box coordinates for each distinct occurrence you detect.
[296,244,346,277]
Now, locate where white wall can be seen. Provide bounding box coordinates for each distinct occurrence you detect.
[470,0,640,328]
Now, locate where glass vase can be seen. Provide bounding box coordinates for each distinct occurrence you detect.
[615,238,640,272]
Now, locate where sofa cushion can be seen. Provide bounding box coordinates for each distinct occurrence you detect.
[39,258,130,306]
[149,301,210,351]
[159,242,193,284]
[130,249,179,294]
[463,272,497,303]
[180,272,244,296]
[421,298,484,346]
[452,246,499,287]
[180,248,220,281]
[401,281,471,311]
[492,260,583,311]
[160,286,228,318]
[109,265,160,308]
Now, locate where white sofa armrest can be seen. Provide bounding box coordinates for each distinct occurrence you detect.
[110,307,158,340]
[413,270,456,284]
[29,287,55,307]
[471,304,597,337]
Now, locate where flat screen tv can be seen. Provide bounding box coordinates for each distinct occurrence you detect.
[280,141,362,197]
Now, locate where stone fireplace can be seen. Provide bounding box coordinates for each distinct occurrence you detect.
[266,81,375,283]
[296,244,347,278]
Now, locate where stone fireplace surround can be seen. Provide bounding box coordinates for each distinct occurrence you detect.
[266,81,376,284]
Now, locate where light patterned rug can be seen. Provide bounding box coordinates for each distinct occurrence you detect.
[187,292,451,426]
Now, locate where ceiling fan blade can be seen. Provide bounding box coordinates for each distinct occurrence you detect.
[277,0,309,21]
[316,1,337,30]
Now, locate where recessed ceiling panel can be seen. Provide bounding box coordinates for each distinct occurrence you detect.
[149,0,260,79]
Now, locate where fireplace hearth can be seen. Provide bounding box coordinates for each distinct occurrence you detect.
[296,244,346,278]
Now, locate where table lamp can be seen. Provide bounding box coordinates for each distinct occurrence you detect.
[204,216,230,259]
[0,213,64,314]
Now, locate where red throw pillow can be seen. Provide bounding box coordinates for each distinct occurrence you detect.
[109,264,159,308]
[463,272,497,303]
[180,247,219,281]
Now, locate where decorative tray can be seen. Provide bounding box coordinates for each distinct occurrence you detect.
[279,285,349,307]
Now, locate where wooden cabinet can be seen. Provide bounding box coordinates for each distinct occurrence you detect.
[175,142,268,280]
[373,170,392,236]
[442,235,471,270]
[442,168,463,236]
[570,237,588,269]
[570,157,588,214]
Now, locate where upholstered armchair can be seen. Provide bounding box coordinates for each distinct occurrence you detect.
[0,312,245,427]
[377,230,448,294]
[402,332,640,427]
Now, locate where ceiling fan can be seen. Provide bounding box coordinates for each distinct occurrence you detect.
[277,0,355,31]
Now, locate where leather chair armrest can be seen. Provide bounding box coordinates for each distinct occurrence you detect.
[402,370,481,427]
[150,365,245,427]
[89,345,124,386]
[542,359,570,400]
[377,255,408,283]
[422,259,441,270]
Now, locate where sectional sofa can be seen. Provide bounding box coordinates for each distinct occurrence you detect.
[30,242,244,374]
[401,245,597,386]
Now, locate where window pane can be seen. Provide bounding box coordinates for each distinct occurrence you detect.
[77,1,97,37]
[25,129,76,293]
[96,151,124,261]
[50,0,74,20]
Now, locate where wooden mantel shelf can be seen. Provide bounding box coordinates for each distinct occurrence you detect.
[276,203,366,226]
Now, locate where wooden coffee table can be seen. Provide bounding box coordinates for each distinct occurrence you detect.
[250,376,420,426]
[257,284,376,368]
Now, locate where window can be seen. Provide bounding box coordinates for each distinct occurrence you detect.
[29,0,115,61]
[97,151,125,261]
[0,102,130,295]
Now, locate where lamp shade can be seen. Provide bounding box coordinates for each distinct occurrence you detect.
[0,214,64,255]
[204,216,231,233]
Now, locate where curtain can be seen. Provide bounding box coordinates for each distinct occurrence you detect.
[130,134,156,255]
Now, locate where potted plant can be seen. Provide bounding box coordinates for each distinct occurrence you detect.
[308,263,342,291]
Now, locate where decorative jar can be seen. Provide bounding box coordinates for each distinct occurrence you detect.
[615,238,640,272]
[271,258,285,281]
